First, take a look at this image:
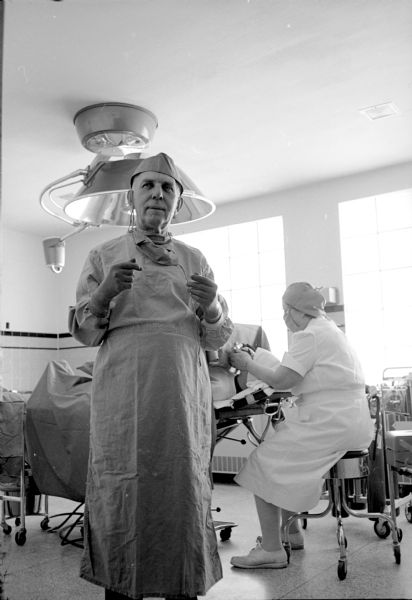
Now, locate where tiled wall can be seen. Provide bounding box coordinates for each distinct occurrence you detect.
[0,331,98,393]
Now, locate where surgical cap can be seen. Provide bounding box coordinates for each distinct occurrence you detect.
[130,152,184,194]
[282,282,325,317]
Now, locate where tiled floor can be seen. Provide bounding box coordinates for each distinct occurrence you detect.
[1,480,412,600]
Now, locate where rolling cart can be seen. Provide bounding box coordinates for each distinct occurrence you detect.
[0,399,28,546]
[370,368,412,544]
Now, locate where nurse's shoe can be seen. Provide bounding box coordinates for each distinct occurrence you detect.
[230,541,288,569]
[282,531,305,550]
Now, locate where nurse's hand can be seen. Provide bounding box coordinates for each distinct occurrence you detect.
[92,259,142,309]
[187,273,220,320]
[228,348,253,371]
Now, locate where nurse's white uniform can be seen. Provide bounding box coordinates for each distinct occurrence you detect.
[235,317,374,512]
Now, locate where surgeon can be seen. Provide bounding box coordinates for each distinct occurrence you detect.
[69,153,233,599]
[227,282,374,569]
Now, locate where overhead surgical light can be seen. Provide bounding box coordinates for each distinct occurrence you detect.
[73,102,158,155]
[40,102,215,272]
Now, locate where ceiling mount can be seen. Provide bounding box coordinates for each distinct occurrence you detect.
[40,102,215,271]
[73,102,158,155]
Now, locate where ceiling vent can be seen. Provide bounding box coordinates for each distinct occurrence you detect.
[359,102,400,120]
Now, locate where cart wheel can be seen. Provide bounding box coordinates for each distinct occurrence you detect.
[394,545,401,565]
[220,527,232,541]
[2,524,12,535]
[397,528,403,542]
[40,517,50,530]
[15,528,26,546]
[337,559,347,580]
[374,519,391,538]
[15,517,21,527]
[405,505,412,523]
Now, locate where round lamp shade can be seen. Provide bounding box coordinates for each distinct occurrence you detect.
[63,158,215,226]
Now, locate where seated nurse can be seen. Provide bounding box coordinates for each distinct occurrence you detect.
[227,282,374,569]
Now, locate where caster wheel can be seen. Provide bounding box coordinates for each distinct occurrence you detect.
[397,528,403,542]
[405,505,412,523]
[15,517,21,527]
[337,559,347,580]
[15,529,26,546]
[394,545,401,565]
[40,517,50,530]
[220,527,231,541]
[2,524,12,535]
[374,519,391,538]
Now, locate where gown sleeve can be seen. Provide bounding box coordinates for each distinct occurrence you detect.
[197,259,233,351]
[68,249,111,347]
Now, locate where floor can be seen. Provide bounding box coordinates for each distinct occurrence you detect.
[1,479,412,600]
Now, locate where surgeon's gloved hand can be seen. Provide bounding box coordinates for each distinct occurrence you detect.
[187,273,221,322]
[90,258,142,315]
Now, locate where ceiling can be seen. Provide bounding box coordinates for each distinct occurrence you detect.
[2,0,412,238]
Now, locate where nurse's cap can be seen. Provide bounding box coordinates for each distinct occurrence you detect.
[129,152,184,194]
[283,282,326,317]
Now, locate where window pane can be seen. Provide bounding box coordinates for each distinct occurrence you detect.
[378,229,412,270]
[230,255,260,289]
[257,217,285,251]
[176,216,286,344]
[212,257,231,290]
[342,272,382,310]
[339,196,377,238]
[231,288,261,324]
[261,319,288,359]
[340,189,412,386]
[345,309,385,384]
[376,189,412,231]
[381,268,412,309]
[229,222,258,256]
[259,251,286,285]
[340,235,380,274]
[260,284,284,320]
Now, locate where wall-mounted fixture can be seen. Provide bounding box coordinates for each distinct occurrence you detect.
[40,102,215,272]
[320,286,339,305]
[42,224,90,274]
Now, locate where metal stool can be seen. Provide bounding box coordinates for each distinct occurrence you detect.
[283,449,401,580]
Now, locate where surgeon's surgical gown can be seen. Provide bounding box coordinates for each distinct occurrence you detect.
[235,317,375,513]
[68,232,233,599]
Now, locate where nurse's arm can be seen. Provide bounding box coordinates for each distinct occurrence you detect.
[229,350,303,390]
[249,363,303,391]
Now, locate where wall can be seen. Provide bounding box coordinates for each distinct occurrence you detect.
[1,161,412,391]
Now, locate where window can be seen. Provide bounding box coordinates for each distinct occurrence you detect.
[176,216,287,358]
[339,189,412,384]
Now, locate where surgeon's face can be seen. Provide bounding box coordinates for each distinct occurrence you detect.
[131,171,181,234]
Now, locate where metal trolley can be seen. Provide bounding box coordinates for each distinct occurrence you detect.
[368,368,412,543]
[0,399,28,546]
[282,380,407,581]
